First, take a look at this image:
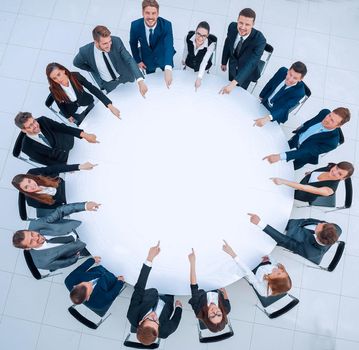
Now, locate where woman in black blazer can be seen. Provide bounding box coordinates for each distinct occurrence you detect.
[12,162,96,209]
[271,161,354,203]
[187,249,231,332]
[46,62,120,125]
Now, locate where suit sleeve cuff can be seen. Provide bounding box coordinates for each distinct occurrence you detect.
[257,221,267,230]
[280,152,287,161]
[136,77,144,82]
[144,260,152,267]
[165,65,172,71]
[269,114,273,121]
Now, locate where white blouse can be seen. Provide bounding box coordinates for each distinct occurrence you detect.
[308,171,325,183]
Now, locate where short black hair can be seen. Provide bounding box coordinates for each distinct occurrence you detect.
[196,21,210,33]
[289,61,307,78]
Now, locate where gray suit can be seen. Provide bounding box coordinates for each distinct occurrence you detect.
[28,202,87,271]
[262,218,342,265]
[73,36,143,93]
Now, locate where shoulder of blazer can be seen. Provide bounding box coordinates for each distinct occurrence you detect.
[79,42,94,55]
[110,35,123,48]
[157,16,172,27]
[131,18,144,30]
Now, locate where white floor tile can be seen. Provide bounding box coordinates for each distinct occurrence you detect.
[0,76,29,113]
[0,315,41,350]
[228,0,265,23]
[341,255,359,298]
[4,274,51,322]
[194,0,230,16]
[328,36,359,73]
[0,270,12,314]
[19,0,56,18]
[337,296,359,342]
[346,215,359,256]
[262,0,299,28]
[250,323,294,350]
[295,289,340,337]
[335,338,359,350]
[85,0,124,28]
[0,188,25,230]
[0,12,17,44]
[52,0,90,23]
[293,331,336,350]
[37,324,80,350]
[0,229,20,273]
[10,15,49,48]
[78,333,124,350]
[0,44,39,80]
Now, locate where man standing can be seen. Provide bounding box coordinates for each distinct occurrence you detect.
[220,8,266,93]
[130,0,176,88]
[65,256,125,313]
[254,61,307,126]
[12,201,100,271]
[248,213,341,265]
[127,242,182,345]
[14,112,98,166]
[263,107,350,170]
[74,25,147,96]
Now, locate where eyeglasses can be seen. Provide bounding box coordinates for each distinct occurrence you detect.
[208,311,222,319]
[195,31,208,39]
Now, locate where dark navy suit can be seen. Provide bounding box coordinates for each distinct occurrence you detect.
[260,67,305,124]
[221,23,266,89]
[65,257,124,313]
[286,109,341,170]
[130,17,176,73]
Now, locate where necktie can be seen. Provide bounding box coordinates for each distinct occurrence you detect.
[46,235,75,244]
[234,36,244,58]
[38,133,51,147]
[102,52,117,80]
[149,28,154,49]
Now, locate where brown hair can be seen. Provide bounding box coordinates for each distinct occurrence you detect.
[136,323,158,345]
[15,112,33,129]
[239,8,256,21]
[12,230,27,248]
[264,264,292,296]
[92,25,111,41]
[142,0,159,10]
[196,292,228,333]
[317,224,339,245]
[46,62,83,103]
[328,162,354,179]
[290,61,307,78]
[333,107,351,125]
[70,284,88,304]
[12,174,60,205]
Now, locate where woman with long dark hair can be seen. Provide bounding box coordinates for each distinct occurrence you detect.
[46,62,120,125]
[12,162,96,210]
[188,249,231,332]
[271,161,354,203]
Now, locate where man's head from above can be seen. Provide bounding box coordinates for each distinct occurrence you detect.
[137,311,159,345]
[285,61,307,86]
[70,283,93,304]
[142,0,159,28]
[93,25,112,53]
[13,230,44,249]
[315,223,339,246]
[15,112,40,135]
[321,107,351,130]
[237,8,256,37]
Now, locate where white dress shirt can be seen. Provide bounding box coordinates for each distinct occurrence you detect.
[34,232,77,250]
[28,133,51,148]
[94,45,120,82]
[206,291,219,306]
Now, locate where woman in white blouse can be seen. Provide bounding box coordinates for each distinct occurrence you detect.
[46,62,120,125]
[182,21,217,90]
[222,240,292,297]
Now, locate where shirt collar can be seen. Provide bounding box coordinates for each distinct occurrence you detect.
[144,21,157,32]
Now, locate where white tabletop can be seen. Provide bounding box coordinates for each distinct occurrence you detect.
[67,70,294,295]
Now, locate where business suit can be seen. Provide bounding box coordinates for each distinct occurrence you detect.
[221,23,266,89]
[295,165,340,203]
[28,202,87,271]
[65,257,124,313]
[260,67,306,124]
[188,285,231,317]
[20,116,83,166]
[262,218,342,264]
[130,17,176,74]
[286,109,342,170]
[73,36,143,92]
[127,263,182,339]
[51,72,111,120]
[24,163,81,210]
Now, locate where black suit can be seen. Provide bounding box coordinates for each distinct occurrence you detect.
[262,218,342,264]
[221,23,266,89]
[24,163,80,209]
[21,116,83,165]
[51,72,111,120]
[287,109,341,170]
[127,264,182,339]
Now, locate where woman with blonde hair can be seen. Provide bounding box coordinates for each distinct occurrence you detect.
[222,240,292,296]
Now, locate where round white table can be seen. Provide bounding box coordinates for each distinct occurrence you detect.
[67,70,294,295]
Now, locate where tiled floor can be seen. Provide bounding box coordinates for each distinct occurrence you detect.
[0,0,358,349]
